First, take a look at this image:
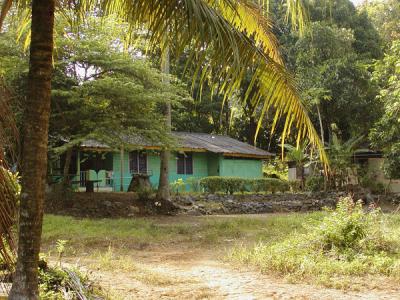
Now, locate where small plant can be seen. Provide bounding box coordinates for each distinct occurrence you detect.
[137,186,154,201]
[55,239,68,267]
[186,177,201,192]
[288,180,302,192]
[170,178,186,195]
[305,176,324,192]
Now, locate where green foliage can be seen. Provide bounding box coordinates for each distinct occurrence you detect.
[358,169,386,194]
[370,40,400,180]
[288,180,302,192]
[136,186,155,201]
[327,134,363,189]
[55,239,68,267]
[199,176,246,195]
[262,159,288,180]
[362,0,400,46]
[382,145,400,180]
[229,198,400,287]
[170,178,186,195]
[186,177,201,193]
[250,178,290,194]
[39,266,101,300]
[305,176,324,192]
[312,198,385,253]
[199,176,289,194]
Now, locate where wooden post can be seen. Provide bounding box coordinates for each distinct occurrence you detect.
[120,146,124,192]
[77,150,80,183]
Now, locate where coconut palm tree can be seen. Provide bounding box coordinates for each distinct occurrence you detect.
[1,0,326,297]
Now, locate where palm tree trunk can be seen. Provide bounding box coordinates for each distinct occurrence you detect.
[9,0,55,298]
[157,41,171,202]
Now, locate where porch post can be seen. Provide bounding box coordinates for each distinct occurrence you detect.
[120,146,124,192]
[77,150,80,182]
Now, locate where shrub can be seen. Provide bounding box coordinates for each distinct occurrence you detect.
[136,186,154,201]
[199,177,247,194]
[359,171,386,194]
[229,198,400,287]
[250,178,289,193]
[170,178,186,195]
[305,176,324,192]
[199,176,289,194]
[288,180,302,192]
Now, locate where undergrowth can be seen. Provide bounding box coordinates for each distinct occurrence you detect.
[228,198,400,289]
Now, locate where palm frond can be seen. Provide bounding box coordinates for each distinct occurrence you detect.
[0,78,18,287]
[86,0,326,162]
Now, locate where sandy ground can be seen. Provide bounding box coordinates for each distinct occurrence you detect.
[63,247,400,300]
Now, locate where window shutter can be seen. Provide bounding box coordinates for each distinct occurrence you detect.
[138,152,147,174]
[185,153,193,175]
[177,154,185,174]
[129,151,138,173]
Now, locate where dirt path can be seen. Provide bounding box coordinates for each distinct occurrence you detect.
[67,249,400,300]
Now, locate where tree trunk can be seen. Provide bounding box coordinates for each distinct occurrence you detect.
[62,147,73,187]
[316,105,328,190]
[157,39,171,202]
[248,115,257,146]
[9,1,55,298]
[316,104,324,146]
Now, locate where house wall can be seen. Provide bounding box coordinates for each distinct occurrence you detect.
[77,150,265,192]
[207,153,220,176]
[368,158,400,193]
[219,157,263,178]
[112,151,210,191]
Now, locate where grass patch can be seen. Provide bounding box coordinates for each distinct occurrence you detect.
[42,213,324,253]
[228,198,400,289]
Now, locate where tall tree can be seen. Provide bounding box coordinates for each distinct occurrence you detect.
[7,0,55,298]
[157,39,172,203]
[369,40,400,180]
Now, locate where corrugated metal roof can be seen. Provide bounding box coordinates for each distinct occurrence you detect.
[80,132,274,158]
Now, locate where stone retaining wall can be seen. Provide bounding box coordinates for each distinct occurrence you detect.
[173,192,340,215]
[46,191,347,217]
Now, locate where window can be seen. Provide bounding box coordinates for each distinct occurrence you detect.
[177,153,193,175]
[129,151,147,174]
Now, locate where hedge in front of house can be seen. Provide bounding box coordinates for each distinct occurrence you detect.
[199,176,289,194]
[250,178,289,194]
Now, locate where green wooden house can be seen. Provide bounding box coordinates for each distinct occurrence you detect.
[55,132,273,191]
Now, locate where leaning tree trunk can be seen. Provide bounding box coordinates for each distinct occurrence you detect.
[9,0,55,298]
[316,104,328,190]
[157,40,171,203]
[316,104,324,147]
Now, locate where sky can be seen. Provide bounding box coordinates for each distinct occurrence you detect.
[351,0,365,6]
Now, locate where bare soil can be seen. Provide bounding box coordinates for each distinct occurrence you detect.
[63,247,400,300]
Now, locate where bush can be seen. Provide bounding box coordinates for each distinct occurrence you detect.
[305,176,324,192]
[288,180,302,192]
[199,176,289,194]
[250,178,289,194]
[229,198,400,287]
[199,177,247,194]
[136,186,154,201]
